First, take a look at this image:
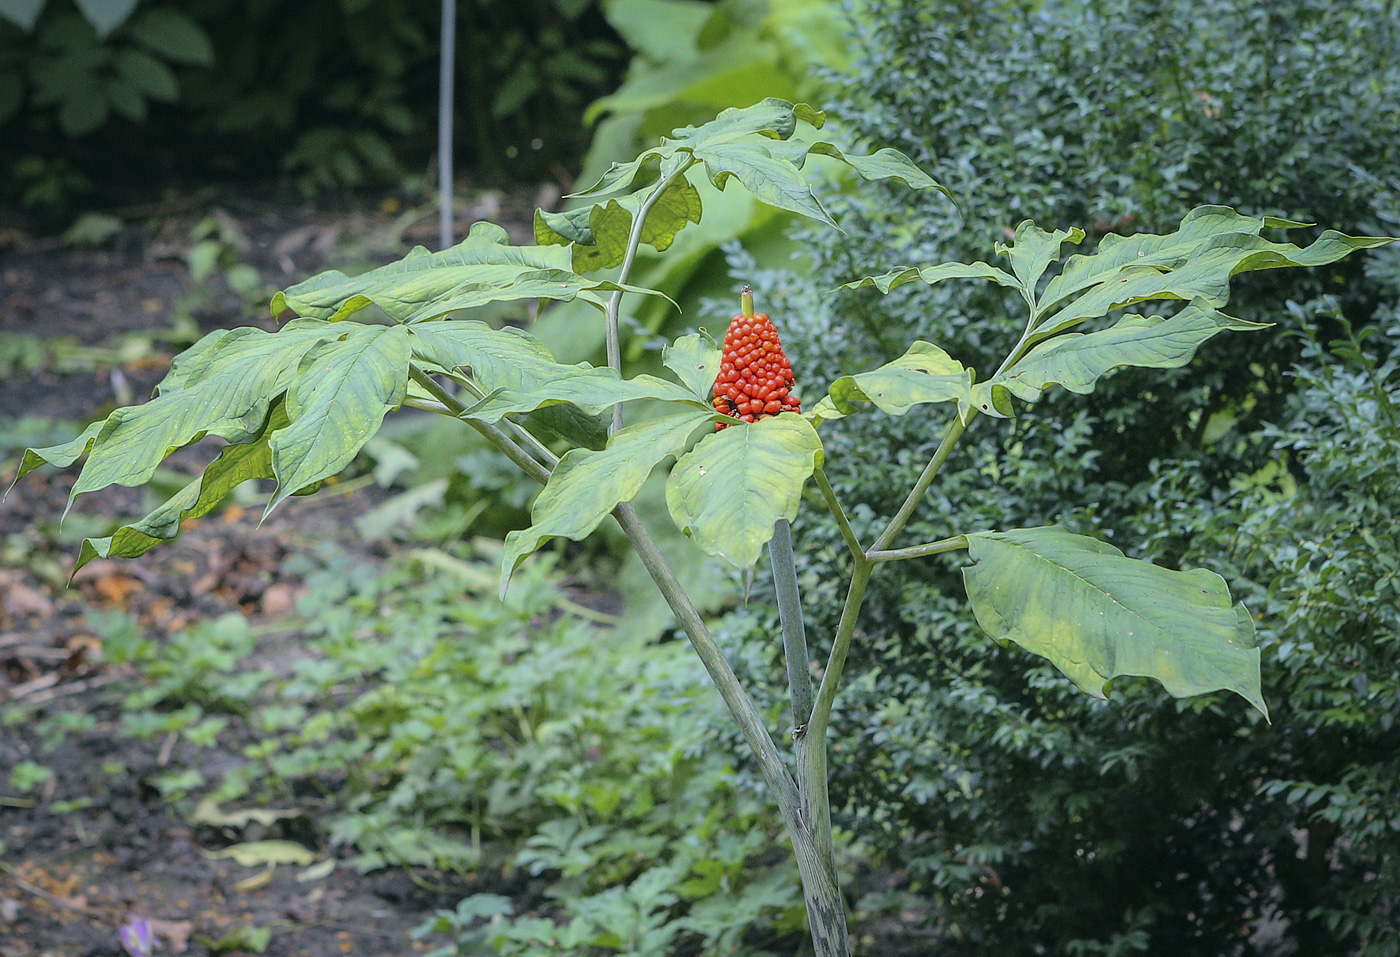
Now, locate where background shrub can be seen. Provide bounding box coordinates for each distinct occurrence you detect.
[0,0,626,213]
[722,0,1400,953]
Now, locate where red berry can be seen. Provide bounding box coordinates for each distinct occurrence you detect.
[712,288,799,431]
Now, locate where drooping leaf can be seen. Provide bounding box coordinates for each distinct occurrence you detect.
[271,222,660,322]
[500,409,713,594]
[666,413,823,568]
[822,341,973,418]
[534,175,704,272]
[962,526,1267,718]
[16,321,341,507]
[569,98,945,230]
[410,320,701,420]
[662,331,722,401]
[1031,207,1396,337]
[75,402,288,573]
[463,370,707,422]
[408,320,567,390]
[837,261,1020,295]
[984,302,1268,407]
[267,324,412,513]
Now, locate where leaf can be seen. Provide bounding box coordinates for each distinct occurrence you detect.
[837,261,1020,295]
[988,302,1269,404]
[267,324,412,513]
[201,840,316,867]
[408,320,567,390]
[662,331,721,401]
[464,370,706,422]
[823,341,973,417]
[696,141,836,227]
[500,410,712,595]
[534,175,704,272]
[666,413,823,568]
[127,8,214,65]
[190,799,302,830]
[15,321,341,508]
[74,402,287,574]
[271,222,653,322]
[994,221,1085,307]
[73,0,139,36]
[1032,206,1396,337]
[962,527,1267,718]
[0,0,45,31]
[570,98,943,230]
[772,140,950,196]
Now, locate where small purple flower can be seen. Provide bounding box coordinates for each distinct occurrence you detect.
[119,917,154,957]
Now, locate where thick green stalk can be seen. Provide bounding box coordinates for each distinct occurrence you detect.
[408,365,551,484]
[770,518,814,729]
[602,165,692,434]
[612,504,798,807]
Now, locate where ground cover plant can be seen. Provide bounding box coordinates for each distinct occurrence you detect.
[12,98,1396,954]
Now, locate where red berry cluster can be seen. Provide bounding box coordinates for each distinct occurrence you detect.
[712,288,800,429]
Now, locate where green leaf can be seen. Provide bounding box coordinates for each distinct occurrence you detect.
[76,402,288,573]
[272,222,654,323]
[112,49,177,102]
[571,98,943,229]
[837,261,1020,295]
[407,321,703,420]
[463,371,706,423]
[500,410,712,595]
[73,0,139,36]
[127,8,214,65]
[822,341,973,418]
[662,331,721,401]
[696,141,835,226]
[535,175,704,272]
[407,320,566,390]
[994,221,1085,307]
[0,0,45,31]
[1032,206,1396,337]
[16,321,341,508]
[771,140,950,197]
[962,527,1267,719]
[267,324,412,513]
[987,302,1269,405]
[666,413,823,568]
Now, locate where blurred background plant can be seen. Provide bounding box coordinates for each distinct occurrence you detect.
[0,0,628,219]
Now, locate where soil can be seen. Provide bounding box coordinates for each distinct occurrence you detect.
[0,184,550,957]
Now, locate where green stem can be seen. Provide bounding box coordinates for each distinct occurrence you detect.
[612,503,798,809]
[796,558,874,900]
[770,518,814,729]
[871,413,972,553]
[815,467,863,562]
[867,535,969,563]
[603,168,689,435]
[452,373,560,468]
[408,365,551,485]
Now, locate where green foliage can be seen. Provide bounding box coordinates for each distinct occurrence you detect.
[14,82,1398,957]
[0,0,625,208]
[112,547,804,955]
[737,0,1400,952]
[536,0,850,364]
